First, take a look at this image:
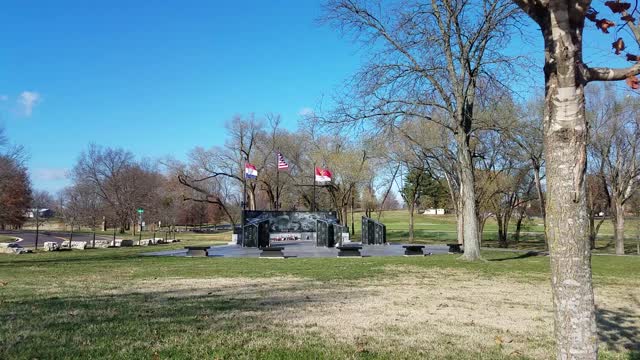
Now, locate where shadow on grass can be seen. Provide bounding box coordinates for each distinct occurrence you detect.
[487,251,545,262]
[597,306,640,354]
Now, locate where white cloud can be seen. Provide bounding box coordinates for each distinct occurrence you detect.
[18,91,41,116]
[34,168,68,181]
[298,107,314,117]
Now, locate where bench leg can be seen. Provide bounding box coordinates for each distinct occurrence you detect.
[338,249,362,257]
[260,250,285,258]
[404,249,424,256]
[187,249,207,257]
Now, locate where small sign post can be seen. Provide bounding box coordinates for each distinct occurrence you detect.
[137,208,144,245]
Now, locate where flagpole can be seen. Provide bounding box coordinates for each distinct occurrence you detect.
[243,174,247,212]
[241,162,247,246]
[276,163,280,211]
[312,163,316,212]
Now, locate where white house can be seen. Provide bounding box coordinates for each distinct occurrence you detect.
[422,208,445,215]
[25,209,53,218]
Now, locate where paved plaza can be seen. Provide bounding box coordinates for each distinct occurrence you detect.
[143,240,451,258]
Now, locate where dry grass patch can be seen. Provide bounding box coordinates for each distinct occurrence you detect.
[78,269,638,359]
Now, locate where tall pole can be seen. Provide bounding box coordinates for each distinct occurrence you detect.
[351,189,355,236]
[138,212,142,246]
[312,164,316,212]
[35,210,39,250]
[243,170,248,211]
[276,167,280,211]
[241,161,247,246]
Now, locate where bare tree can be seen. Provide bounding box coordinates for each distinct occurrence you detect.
[588,84,640,255]
[508,98,547,248]
[400,167,432,242]
[323,0,520,260]
[72,144,160,233]
[585,173,608,249]
[487,168,534,248]
[184,115,264,207]
[30,190,54,249]
[313,135,372,223]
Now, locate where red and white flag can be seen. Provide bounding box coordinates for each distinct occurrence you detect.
[315,167,332,182]
[277,152,289,170]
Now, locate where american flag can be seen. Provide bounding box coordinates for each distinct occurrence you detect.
[277,152,289,170]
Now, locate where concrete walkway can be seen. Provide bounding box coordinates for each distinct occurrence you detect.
[142,240,451,258]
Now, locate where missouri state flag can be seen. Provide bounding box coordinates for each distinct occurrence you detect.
[245,163,258,179]
[315,167,332,182]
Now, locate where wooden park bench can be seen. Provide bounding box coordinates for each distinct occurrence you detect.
[259,246,285,258]
[337,245,362,257]
[447,243,463,254]
[184,246,211,257]
[402,245,430,256]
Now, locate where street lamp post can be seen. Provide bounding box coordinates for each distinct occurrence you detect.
[137,208,144,246]
[34,208,40,250]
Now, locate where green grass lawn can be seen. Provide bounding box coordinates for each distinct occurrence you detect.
[0,235,16,243]
[344,210,640,254]
[1,243,638,359]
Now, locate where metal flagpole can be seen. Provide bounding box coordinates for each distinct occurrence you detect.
[312,163,316,212]
[242,162,247,246]
[243,173,247,212]
[276,161,280,211]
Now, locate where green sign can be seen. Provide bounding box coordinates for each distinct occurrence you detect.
[137,208,144,214]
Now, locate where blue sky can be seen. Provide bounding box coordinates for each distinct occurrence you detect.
[1,1,635,194]
[0,1,363,192]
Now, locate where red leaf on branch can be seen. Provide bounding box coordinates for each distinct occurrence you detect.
[613,38,626,55]
[621,14,636,23]
[626,53,640,61]
[596,19,616,33]
[586,8,599,22]
[605,1,631,13]
[626,75,640,89]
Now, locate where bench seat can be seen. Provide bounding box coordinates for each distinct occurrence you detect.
[402,245,426,256]
[336,246,362,257]
[184,246,211,257]
[447,243,463,254]
[259,246,285,258]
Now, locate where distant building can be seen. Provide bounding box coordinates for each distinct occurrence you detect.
[25,209,53,218]
[422,208,445,215]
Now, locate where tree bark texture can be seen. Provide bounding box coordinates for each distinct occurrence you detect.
[457,134,481,260]
[540,3,597,358]
[533,164,549,249]
[408,203,415,243]
[456,207,464,245]
[612,200,625,255]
